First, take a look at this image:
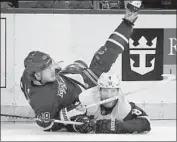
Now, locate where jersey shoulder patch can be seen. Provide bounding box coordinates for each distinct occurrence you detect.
[130,102,148,117]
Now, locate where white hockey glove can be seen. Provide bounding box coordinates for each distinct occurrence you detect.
[59,102,87,122]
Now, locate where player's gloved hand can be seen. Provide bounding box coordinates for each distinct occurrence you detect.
[59,102,87,122]
[95,118,122,134]
[61,60,88,74]
[72,115,95,133]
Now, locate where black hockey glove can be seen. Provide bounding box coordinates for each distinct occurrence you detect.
[66,115,95,133]
[73,115,95,133]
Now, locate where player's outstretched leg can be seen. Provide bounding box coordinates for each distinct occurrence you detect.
[105,0,142,54]
[83,1,142,88]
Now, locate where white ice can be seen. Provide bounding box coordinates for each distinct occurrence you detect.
[1,120,176,141]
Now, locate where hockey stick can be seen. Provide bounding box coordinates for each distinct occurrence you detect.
[2,75,174,125]
[85,74,176,109]
[0,114,84,125]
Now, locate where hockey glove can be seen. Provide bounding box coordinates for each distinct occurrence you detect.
[61,60,88,74]
[68,115,95,133]
[59,102,87,122]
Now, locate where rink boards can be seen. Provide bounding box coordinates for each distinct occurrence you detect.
[0,10,176,121]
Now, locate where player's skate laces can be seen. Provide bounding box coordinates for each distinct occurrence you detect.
[124,1,142,25]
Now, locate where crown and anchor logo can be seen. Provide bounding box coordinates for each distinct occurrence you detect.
[129,36,157,75]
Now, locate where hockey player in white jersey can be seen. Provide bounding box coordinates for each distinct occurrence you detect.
[69,72,151,134]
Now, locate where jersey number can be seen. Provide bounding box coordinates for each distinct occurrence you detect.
[37,112,51,122]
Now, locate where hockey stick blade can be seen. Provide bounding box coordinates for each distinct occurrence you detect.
[1,114,34,120]
[85,74,176,109]
[1,114,83,125]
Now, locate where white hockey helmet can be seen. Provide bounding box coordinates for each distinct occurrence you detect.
[98,72,121,89]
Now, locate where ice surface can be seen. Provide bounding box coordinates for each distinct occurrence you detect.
[1,120,176,141]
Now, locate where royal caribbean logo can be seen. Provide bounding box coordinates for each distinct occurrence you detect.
[129,36,157,75]
[122,29,164,81]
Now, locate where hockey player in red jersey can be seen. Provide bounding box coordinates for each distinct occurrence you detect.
[20,1,142,131]
[71,72,151,134]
